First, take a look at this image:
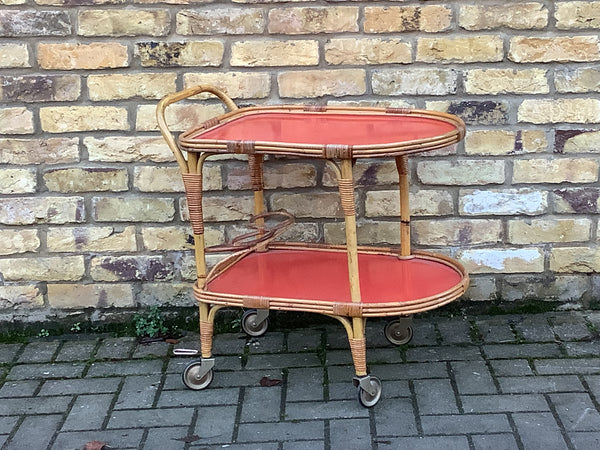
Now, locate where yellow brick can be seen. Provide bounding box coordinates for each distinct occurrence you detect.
[324,221,400,246]
[0,43,29,68]
[556,2,600,29]
[88,73,176,101]
[518,99,600,124]
[372,68,457,96]
[459,3,548,30]
[93,197,174,222]
[136,103,225,132]
[0,107,34,134]
[177,8,265,35]
[0,256,85,281]
[365,190,454,217]
[364,6,452,33]
[0,168,36,194]
[85,136,173,163]
[0,229,39,255]
[417,36,504,63]
[465,69,549,94]
[40,106,128,132]
[278,69,365,98]
[464,130,547,155]
[555,68,600,93]
[231,40,319,67]
[0,137,79,164]
[413,219,503,246]
[0,197,85,225]
[458,248,544,274]
[268,6,358,33]
[325,38,411,65]
[47,226,137,253]
[560,130,600,153]
[509,36,600,63]
[550,247,600,273]
[509,218,591,244]
[47,284,133,309]
[271,192,343,218]
[183,72,271,99]
[141,226,224,250]
[136,41,224,68]
[0,285,43,309]
[78,9,170,36]
[417,160,505,185]
[180,195,254,222]
[38,43,129,69]
[513,158,599,183]
[43,168,128,192]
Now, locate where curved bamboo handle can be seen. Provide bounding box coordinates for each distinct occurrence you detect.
[156,85,238,173]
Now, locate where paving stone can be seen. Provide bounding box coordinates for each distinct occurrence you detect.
[188,369,284,389]
[0,396,72,416]
[476,318,516,343]
[191,405,237,444]
[246,332,285,353]
[0,344,23,364]
[535,358,600,375]
[461,393,549,413]
[471,433,519,450]
[408,320,438,346]
[327,348,402,366]
[7,362,86,380]
[499,375,585,394]
[212,333,248,355]
[0,435,6,448]
[414,378,459,414]
[108,407,195,429]
[512,412,569,449]
[285,400,368,421]
[236,421,324,443]
[5,414,63,450]
[287,329,322,352]
[286,367,325,402]
[114,374,161,409]
[513,316,555,342]
[143,426,190,450]
[584,375,600,399]
[373,397,418,436]
[245,353,321,370]
[0,416,18,434]
[569,431,600,450]
[157,387,239,407]
[38,377,121,396]
[17,341,61,363]
[378,435,469,449]
[95,337,136,359]
[483,343,562,359]
[329,418,371,450]
[241,386,282,422]
[406,345,482,362]
[451,360,498,394]
[564,342,600,357]
[133,341,170,358]
[549,392,600,431]
[436,318,473,344]
[52,429,144,450]
[0,380,40,397]
[338,361,447,383]
[551,315,592,341]
[62,393,114,431]
[421,413,512,434]
[86,359,163,377]
[55,340,98,362]
[283,441,324,450]
[167,355,242,373]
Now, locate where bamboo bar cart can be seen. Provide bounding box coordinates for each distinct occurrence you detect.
[157,85,469,408]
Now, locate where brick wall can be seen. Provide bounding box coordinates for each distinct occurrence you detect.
[1,1,599,320]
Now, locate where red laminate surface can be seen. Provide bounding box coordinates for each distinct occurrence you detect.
[191,112,457,147]
[205,249,462,304]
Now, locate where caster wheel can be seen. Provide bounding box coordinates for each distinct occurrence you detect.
[384,320,413,346]
[357,376,382,408]
[241,309,269,337]
[182,361,213,390]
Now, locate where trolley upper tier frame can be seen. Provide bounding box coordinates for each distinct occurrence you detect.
[157,85,469,407]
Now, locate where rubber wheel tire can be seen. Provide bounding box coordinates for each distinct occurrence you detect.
[241,310,269,337]
[357,376,382,408]
[182,361,213,390]
[384,320,414,346]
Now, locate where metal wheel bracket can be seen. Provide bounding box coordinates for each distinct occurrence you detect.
[353,375,378,397]
[199,357,215,375]
[253,308,269,326]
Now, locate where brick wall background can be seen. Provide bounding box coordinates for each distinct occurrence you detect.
[1,1,599,321]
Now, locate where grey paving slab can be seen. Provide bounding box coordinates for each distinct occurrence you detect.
[246,332,285,353]
[62,393,114,431]
[157,386,240,407]
[535,358,600,375]
[489,359,534,376]
[461,394,549,413]
[471,433,519,450]
[241,386,282,422]
[4,414,63,450]
[0,416,18,435]
[285,400,369,421]
[584,374,600,399]
[0,396,72,415]
[6,362,86,380]
[408,321,438,346]
[414,378,459,414]
[420,413,512,435]
[377,435,470,450]
[476,318,516,343]
[108,407,195,429]
[436,318,473,344]
[406,345,482,362]
[549,392,600,432]
[513,316,555,342]
[498,375,585,394]
[287,329,322,352]
[133,341,170,358]
[245,353,321,370]
[236,421,324,443]
[283,441,324,450]
[0,379,40,397]
[0,344,22,364]
[38,377,121,396]
[512,412,569,450]
[143,426,191,450]
[373,397,418,436]
[52,429,144,450]
[192,405,237,445]
[167,355,242,373]
[451,360,498,394]
[55,340,98,362]
[551,315,592,341]
[114,374,161,410]
[17,340,61,363]
[286,367,325,402]
[569,431,600,450]
[483,343,562,359]
[564,341,600,357]
[95,337,136,360]
[86,359,163,377]
[0,435,7,448]
[329,418,372,450]
[339,361,448,382]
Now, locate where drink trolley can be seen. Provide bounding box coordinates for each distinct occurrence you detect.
[157,85,469,407]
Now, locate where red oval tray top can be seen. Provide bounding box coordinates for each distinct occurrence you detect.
[205,249,463,304]
[187,111,459,147]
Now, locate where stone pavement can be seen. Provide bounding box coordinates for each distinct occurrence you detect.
[1,311,600,450]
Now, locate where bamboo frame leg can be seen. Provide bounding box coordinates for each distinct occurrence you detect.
[199,302,213,359]
[395,155,412,258]
[350,317,368,377]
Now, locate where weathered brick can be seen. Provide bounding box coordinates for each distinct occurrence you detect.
[553,188,599,214]
[136,282,194,307]
[0,43,29,68]
[134,165,221,192]
[47,226,137,253]
[458,248,545,274]
[0,10,71,36]
[0,256,85,281]
[325,38,411,65]
[141,226,223,251]
[550,247,600,273]
[78,9,170,36]
[513,158,599,183]
[227,163,316,190]
[364,6,452,33]
[556,2,600,29]
[231,40,318,67]
[555,68,600,93]
[136,103,225,132]
[180,195,254,222]
[40,106,128,132]
[459,3,548,30]
[324,221,400,246]
[417,36,504,63]
[465,69,548,95]
[417,160,505,185]
[518,99,600,123]
[372,69,457,96]
[270,192,342,219]
[47,283,133,309]
[0,168,36,194]
[464,130,547,155]
[0,137,79,164]
[93,197,174,222]
[88,73,176,101]
[136,41,224,67]
[413,219,503,246]
[0,75,80,102]
[184,72,270,99]
[509,36,600,63]
[90,255,173,282]
[460,189,548,216]
[85,137,173,163]
[0,107,34,134]
[38,43,129,70]
[322,160,399,188]
[268,7,358,34]
[365,190,454,217]
[0,229,39,255]
[502,275,590,303]
[508,218,591,244]
[557,130,600,153]
[43,168,128,193]
[177,8,265,35]
[0,285,43,309]
[278,69,365,98]
[0,197,85,225]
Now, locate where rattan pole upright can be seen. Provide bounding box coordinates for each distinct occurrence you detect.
[396,156,411,258]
